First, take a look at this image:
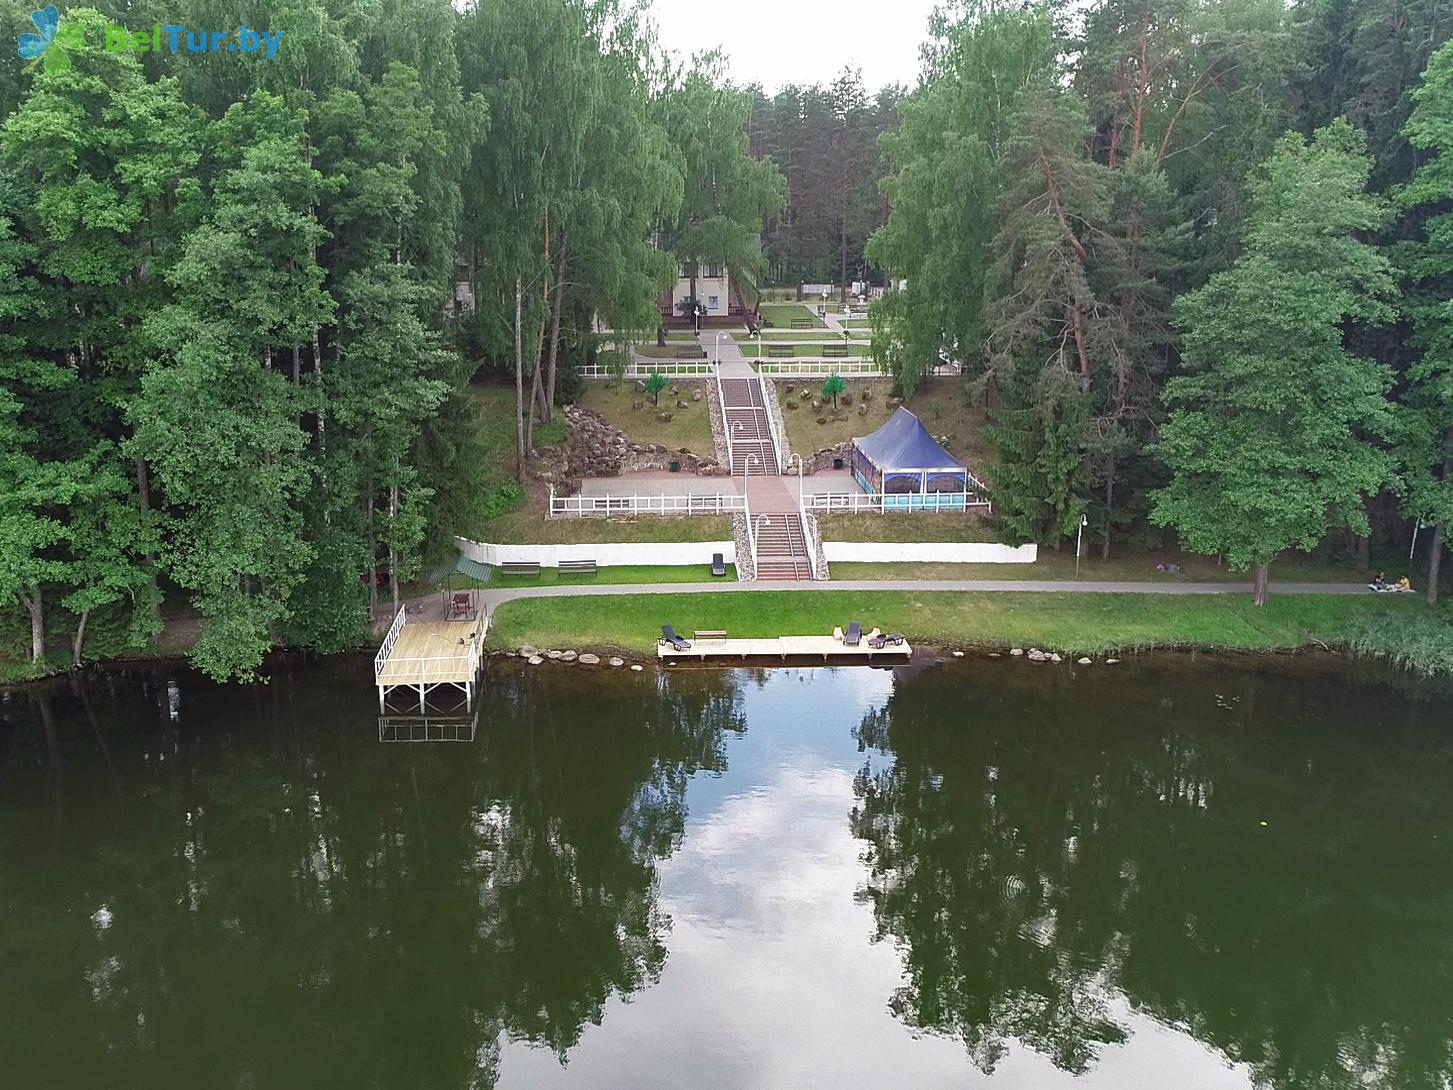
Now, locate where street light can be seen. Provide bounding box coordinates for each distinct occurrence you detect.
[715,330,724,363]
[1075,513,1088,578]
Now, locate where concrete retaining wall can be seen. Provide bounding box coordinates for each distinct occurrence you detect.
[456,537,735,569]
[822,541,1037,564]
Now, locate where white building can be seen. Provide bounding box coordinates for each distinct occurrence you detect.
[664,263,732,320]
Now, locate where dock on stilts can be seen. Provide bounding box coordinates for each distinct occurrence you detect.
[657,634,912,662]
[374,606,487,712]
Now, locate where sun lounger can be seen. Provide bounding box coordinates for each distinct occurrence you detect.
[844,621,862,647]
[868,632,906,649]
[712,553,726,577]
[659,624,691,651]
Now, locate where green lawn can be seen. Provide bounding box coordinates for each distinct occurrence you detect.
[577,380,715,456]
[816,512,1007,542]
[486,590,1426,655]
[633,344,711,359]
[734,331,870,342]
[827,550,1371,583]
[759,303,826,329]
[492,563,736,587]
[472,504,732,544]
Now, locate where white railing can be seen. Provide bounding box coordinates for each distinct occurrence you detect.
[579,357,712,379]
[374,606,408,679]
[744,494,757,579]
[548,486,746,518]
[803,488,992,514]
[754,358,884,377]
[801,510,828,580]
[758,373,789,472]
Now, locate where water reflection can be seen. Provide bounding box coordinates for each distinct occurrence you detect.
[851,658,1453,1089]
[3,657,1453,1089]
[0,662,744,1089]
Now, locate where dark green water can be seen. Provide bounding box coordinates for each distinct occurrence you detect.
[2,654,1452,1090]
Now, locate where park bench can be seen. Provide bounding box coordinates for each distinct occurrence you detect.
[694,629,728,640]
[790,317,814,329]
[766,344,795,358]
[500,561,541,578]
[673,346,707,359]
[558,559,597,577]
[821,343,849,357]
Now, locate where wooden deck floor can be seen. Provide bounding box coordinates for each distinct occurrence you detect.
[376,619,483,687]
[658,634,911,661]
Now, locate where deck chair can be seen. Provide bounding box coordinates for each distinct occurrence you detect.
[869,632,905,649]
[711,553,726,577]
[659,624,691,651]
[844,621,862,647]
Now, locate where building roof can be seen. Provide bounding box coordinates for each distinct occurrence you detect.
[853,406,965,473]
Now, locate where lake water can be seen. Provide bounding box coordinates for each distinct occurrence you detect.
[2,654,1451,1090]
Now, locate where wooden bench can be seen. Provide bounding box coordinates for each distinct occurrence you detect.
[558,559,597,577]
[790,317,814,329]
[822,342,849,357]
[694,629,728,640]
[500,561,540,578]
[766,344,795,358]
[673,346,707,359]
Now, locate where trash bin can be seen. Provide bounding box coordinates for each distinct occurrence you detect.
[669,460,681,473]
[832,457,844,470]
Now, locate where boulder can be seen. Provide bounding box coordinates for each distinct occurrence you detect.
[785,399,798,410]
[861,388,872,402]
[634,379,646,393]
[1050,652,1063,663]
[630,663,644,672]
[1077,657,1092,665]
[1009,647,1024,656]
[520,644,539,657]
[888,397,902,408]
[799,389,812,400]
[842,391,852,406]
[1106,658,1120,665]
[812,399,822,410]
[546,650,563,660]
[858,403,868,415]
[560,650,578,662]
[676,399,689,409]
[632,400,644,411]
[952,650,965,658]
[658,412,673,422]
[816,417,828,425]
[578,653,600,665]
[609,657,625,667]
[785,384,795,394]
[527,655,544,665]
[691,388,702,402]
[988,652,1001,658]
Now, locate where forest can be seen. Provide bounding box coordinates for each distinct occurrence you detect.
[871,0,1453,607]
[4,0,1453,682]
[0,0,787,680]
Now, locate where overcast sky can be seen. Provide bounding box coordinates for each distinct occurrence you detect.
[648,0,939,92]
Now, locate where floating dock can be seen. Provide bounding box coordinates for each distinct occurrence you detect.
[374,607,487,711]
[658,634,912,662]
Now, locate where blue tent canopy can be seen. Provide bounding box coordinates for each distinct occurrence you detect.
[854,407,963,473]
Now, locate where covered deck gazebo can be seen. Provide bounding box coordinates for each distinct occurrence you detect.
[850,406,988,510]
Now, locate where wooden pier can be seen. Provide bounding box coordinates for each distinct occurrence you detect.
[374,607,487,712]
[658,634,912,662]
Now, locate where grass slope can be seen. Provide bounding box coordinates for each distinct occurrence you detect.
[487,590,1424,655]
[576,380,715,455]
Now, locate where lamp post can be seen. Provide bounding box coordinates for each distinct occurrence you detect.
[715,330,724,364]
[1075,513,1088,578]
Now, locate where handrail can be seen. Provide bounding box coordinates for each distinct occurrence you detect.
[744,493,756,578]
[549,491,747,517]
[802,489,991,513]
[374,606,407,679]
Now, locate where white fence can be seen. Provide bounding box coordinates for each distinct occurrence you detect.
[823,541,1038,564]
[753,358,884,377]
[455,536,736,569]
[548,487,745,518]
[804,489,992,514]
[579,358,714,379]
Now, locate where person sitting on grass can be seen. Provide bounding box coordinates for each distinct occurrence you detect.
[1397,575,1413,592]
[1372,571,1388,591]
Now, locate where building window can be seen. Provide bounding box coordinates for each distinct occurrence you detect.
[708,295,719,311]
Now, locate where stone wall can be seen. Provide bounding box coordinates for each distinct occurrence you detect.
[554,404,724,490]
